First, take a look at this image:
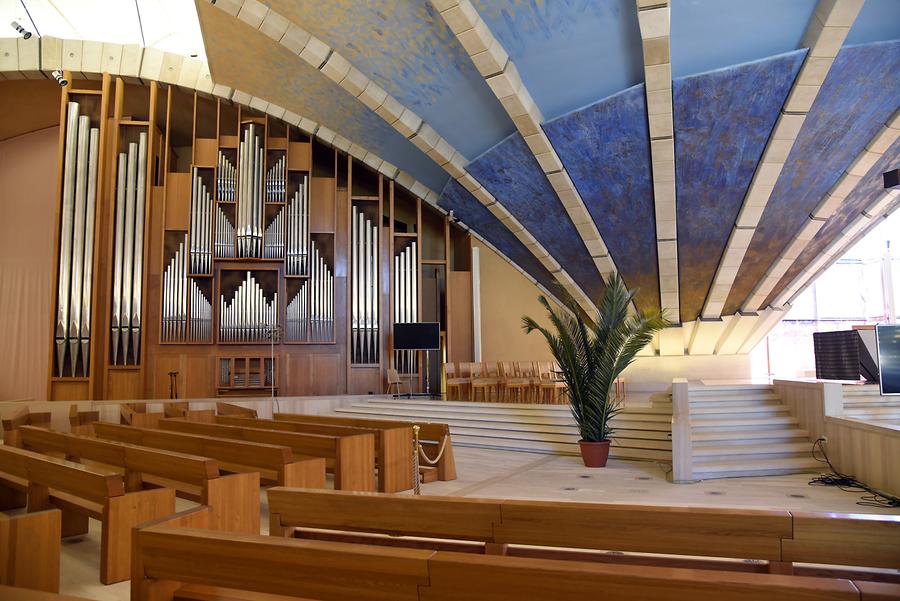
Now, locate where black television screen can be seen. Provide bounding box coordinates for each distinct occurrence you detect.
[394,322,440,350]
[813,330,878,382]
[876,324,900,395]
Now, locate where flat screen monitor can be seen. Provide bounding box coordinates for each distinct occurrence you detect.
[876,324,900,395]
[394,322,440,350]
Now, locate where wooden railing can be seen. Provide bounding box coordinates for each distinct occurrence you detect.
[670,378,692,482]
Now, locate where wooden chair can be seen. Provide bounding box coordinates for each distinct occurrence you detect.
[215,415,414,493]
[93,422,325,489]
[470,362,501,402]
[157,418,377,491]
[17,426,260,534]
[386,368,410,397]
[444,363,470,400]
[0,445,175,584]
[539,361,568,405]
[0,509,60,592]
[517,361,542,402]
[499,362,529,403]
[274,413,457,482]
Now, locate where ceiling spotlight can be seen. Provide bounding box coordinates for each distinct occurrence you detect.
[51,70,68,87]
[11,20,32,39]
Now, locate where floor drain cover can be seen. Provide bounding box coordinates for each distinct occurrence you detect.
[578,475,592,479]
[707,491,725,496]
[562,487,578,491]
[788,494,808,499]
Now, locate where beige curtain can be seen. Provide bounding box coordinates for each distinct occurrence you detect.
[0,127,58,401]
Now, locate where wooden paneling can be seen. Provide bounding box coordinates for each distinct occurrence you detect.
[0,509,60,592]
[310,177,336,233]
[350,366,382,395]
[106,369,142,400]
[288,141,310,171]
[164,173,191,231]
[448,271,473,364]
[284,353,343,396]
[47,381,89,402]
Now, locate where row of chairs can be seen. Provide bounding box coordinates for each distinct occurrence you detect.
[445,361,569,404]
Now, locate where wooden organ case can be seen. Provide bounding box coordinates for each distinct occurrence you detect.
[46,72,471,401]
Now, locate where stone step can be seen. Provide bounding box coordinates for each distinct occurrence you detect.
[690,416,800,431]
[365,398,671,416]
[692,441,813,458]
[692,428,810,445]
[690,405,790,418]
[450,433,669,461]
[691,456,822,480]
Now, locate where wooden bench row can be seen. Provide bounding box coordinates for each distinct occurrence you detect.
[16,426,260,534]
[267,488,900,575]
[132,516,900,601]
[0,444,174,584]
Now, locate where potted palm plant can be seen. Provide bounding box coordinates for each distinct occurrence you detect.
[522,275,668,467]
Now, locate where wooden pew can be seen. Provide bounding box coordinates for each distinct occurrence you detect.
[67,405,99,436]
[157,418,376,491]
[216,402,258,418]
[274,412,457,481]
[120,403,162,428]
[267,488,900,578]
[92,422,326,488]
[17,426,259,535]
[0,445,174,584]
[163,402,216,422]
[0,586,94,601]
[216,415,414,493]
[0,509,60,592]
[130,525,877,601]
[1,407,51,446]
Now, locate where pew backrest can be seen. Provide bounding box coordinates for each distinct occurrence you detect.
[0,509,60,592]
[273,413,450,442]
[18,426,219,486]
[0,445,124,504]
[266,488,900,570]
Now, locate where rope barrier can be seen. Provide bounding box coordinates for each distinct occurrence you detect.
[412,426,449,495]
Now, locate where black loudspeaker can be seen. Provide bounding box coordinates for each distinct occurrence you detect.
[885,169,899,189]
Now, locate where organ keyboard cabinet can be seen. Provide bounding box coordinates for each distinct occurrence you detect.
[45,70,468,401]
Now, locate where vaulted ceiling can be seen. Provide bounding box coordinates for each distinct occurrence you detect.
[3,0,898,355]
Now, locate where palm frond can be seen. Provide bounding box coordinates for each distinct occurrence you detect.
[522,275,669,442]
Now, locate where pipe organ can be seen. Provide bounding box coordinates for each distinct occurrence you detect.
[237,124,264,258]
[54,101,100,377]
[43,76,460,400]
[161,235,188,343]
[266,155,285,202]
[190,168,213,275]
[217,151,236,201]
[285,178,309,276]
[219,272,279,343]
[351,205,379,365]
[286,240,334,343]
[394,241,419,374]
[263,208,284,259]
[215,205,236,258]
[110,131,148,366]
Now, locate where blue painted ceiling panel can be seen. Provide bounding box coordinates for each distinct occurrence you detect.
[473,0,644,120]
[466,133,606,304]
[671,0,816,78]
[543,84,659,313]
[197,3,449,192]
[268,0,515,159]
[674,51,805,322]
[725,40,900,314]
[845,0,900,45]
[438,179,566,299]
[766,140,900,307]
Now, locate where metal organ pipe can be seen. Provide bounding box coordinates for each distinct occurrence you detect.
[264,207,284,259]
[218,272,278,343]
[190,168,213,274]
[110,132,148,365]
[393,241,418,374]
[285,176,308,276]
[266,154,285,202]
[352,206,378,364]
[217,150,236,202]
[54,102,100,377]
[237,125,264,258]
[215,204,235,258]
[162,235,188,342]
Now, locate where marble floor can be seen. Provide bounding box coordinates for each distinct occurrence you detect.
[60,446,900,600]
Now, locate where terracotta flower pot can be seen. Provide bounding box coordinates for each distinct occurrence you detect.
[578,440,611,468]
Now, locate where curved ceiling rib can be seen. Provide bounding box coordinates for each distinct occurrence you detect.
[429,0,620,298]
[636,0,679,323]
[704,0,864,318]
[202,0,599,318]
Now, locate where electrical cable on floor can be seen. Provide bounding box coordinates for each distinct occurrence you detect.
[808,438,900,509]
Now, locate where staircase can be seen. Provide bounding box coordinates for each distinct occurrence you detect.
[842,384,900,425]
[688,385,821,479]
[334,397,672,461]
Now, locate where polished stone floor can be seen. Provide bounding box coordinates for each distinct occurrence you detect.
[60,446,900,600]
